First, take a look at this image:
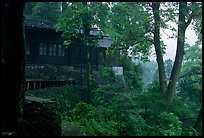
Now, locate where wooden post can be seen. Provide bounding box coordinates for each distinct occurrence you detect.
[27,81,30,90]
[33,81,36,90]
[39,81,41,89]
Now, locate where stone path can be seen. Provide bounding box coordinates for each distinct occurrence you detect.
[61,124,86,136]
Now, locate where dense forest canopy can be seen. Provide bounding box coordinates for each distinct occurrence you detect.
[2,2,202,136]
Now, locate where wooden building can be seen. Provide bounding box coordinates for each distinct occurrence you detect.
[24,18,112,67]
[24,18,113,90]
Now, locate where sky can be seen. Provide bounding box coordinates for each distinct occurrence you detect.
[150,22,198,61]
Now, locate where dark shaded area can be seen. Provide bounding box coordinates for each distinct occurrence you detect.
[23,96,62,136]
[2,1,25,135]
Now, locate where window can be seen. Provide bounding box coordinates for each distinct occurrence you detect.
[62,46,65,56]
[43,44,47,55]
[58,45,62,56]
[25,42,30,55]
[53,44,56,56]
[39,43,43,55]
[58,45,65,56]
[49,44,53,56]
[39,43,47,56]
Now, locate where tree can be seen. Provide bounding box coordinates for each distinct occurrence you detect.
[178,43,202,108]
[56,2,110,103]
[106,2,153,62]
[24,2,61,23]
[165,2,198,104]
[194,108,202,134]
[2,1,25,135]
[153,59,173,81]
[150,2,202,105]
[152,2,167,97]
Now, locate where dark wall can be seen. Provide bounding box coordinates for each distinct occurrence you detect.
[25,28,107,67]
[25,29,68,65]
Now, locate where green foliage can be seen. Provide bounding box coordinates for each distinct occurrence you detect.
[78,119,118,136]
[167,96,192,118]
[148,112,182,136]
[25,85,82,113]
[124,69,143,92]
[24,2,61,23]
[108,93,146,136]
[98,67,115,83]
[70,102,95,120]
[134,92,166,116]
[181,126,200,136]
[153,59,173,81]
[118,56,144,91]
[176,44,202,135]
[188,2,202,40]
[133,92,189,136]
[178,44,202,108]
[106,2,152,61]
[183,43,202,65]
[92,84,121,107]
[140,60,158,88]
[24,3,202,136]
[145,80,160,93]
[56,2,109,40]
[68,102,119,136]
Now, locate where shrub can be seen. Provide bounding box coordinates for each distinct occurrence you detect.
[92,84,122,107]
[68,102,119,136]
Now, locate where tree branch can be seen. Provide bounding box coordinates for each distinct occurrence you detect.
[184,9,194,29]
[180,117,196,121]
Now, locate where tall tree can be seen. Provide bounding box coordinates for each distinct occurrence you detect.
[24,2,61,23]
[152,2,167,97]
[165,2,195,104]
[56,2,110,103]
[106,2,153,62]
[2,1,25,135]
[150,2,202,105]
[82,2,93,103]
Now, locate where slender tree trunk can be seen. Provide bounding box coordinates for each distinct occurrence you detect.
[82,2,93,103]
[152,2,167,96]
[2,1,25,135]
[166,2,190,104]
[194,108,202,134]
[61,2,67,13]
[152,2,193,105]
[86,45,93,103]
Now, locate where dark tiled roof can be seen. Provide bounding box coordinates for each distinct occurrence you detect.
[24,18,55,30]
[98,37,113,48]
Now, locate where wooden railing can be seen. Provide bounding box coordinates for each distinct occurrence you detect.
[25,79,75,91]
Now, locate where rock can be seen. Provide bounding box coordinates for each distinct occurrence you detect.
[24,96,62,136]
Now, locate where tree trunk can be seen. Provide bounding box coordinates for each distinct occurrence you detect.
[82,2,93,103]
[86,45,93,103]
[152,2,193,106]
[2,1,25,135]
[61,2,67,13]
[152,2,167,96]
[165,2,189,104]
[194,108,202,134]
